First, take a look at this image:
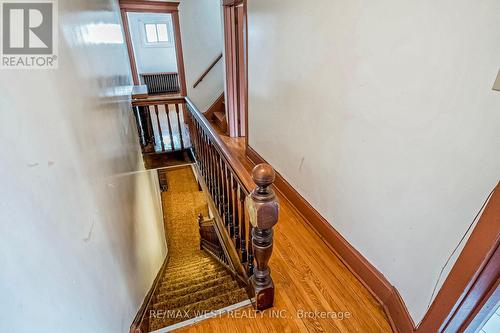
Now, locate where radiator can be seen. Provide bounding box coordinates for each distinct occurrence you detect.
[140,72,180,94]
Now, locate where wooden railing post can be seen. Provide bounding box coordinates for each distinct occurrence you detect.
[246,163,279,311]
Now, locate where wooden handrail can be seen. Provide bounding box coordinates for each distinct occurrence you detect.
[192,53,223,89]
[132,96,185,107]
[186,96,279,310]
[185,97,254,191]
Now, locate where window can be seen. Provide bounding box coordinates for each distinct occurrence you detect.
[145,23,169,43]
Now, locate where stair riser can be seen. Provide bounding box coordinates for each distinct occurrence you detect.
[166,258,214,272]
[153,282,239,310]
[155,276,234,302]
[158,271,231,293]
[162,267,227,285]
[149,289,248,331]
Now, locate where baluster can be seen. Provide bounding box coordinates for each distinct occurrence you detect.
[232,175,240,249]
[246,164,279,310]
[138,105,155,152]
[205,135,210,178]
[226,165,234,236]
[164,104,175,150]
[210,143,216,197]
[217,156,223,214]
[214,150,219,203]
[239,186,247,263]
[147,105,156,151]
[133,106,145,151]
[204,134,210,179]
[199,130,205,174]
[247,224,255,276]
[175,103,184,149]
[208,143,214,197]
[221,161,228,227]
[154,105,165,151]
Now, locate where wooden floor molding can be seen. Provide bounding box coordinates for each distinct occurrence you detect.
[246,146,414,333]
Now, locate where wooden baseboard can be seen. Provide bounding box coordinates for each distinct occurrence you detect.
[130,253,170,333]
[246,146,414,333]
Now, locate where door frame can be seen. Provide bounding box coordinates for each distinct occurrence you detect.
[222,0,248,140]
[417,182,500,332]
[119,0,187,97]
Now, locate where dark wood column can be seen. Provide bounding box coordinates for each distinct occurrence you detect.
[247,163,279,310]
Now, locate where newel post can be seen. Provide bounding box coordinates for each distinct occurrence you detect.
[246,163,279,311]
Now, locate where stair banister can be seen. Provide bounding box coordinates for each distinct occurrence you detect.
[185,96,280,311]
[246,164,279,310]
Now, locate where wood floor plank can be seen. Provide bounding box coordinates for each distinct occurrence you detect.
[174,134,393,333]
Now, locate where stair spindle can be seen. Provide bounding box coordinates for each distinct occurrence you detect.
[164,104,175,150]
[175,103,184,149]
[154,105,165,151]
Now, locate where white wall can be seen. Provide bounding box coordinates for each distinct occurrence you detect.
[247,0,500,323]
[128,12,178,74]
[179,0,224,111]
[0,1,167,332]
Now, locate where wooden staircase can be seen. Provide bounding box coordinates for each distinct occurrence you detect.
[213,108,227,134]
[136,167,248,333]
[204,93,228,135]
[148,254,247,331]
[131,99,281,333]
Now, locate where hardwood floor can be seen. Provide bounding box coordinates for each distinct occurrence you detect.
[176,132,393,332]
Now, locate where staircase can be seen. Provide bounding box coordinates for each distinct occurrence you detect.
[205,93,228,135]
[212,99,227,134]
[148,253,247,331]
[141,167,248,332]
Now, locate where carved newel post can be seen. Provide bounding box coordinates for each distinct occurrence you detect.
[247,163,279,311]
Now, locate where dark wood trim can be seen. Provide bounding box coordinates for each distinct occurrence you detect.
[222,1,248,138]
[119,0,186,97]
[120,8,139,85]
[222,0,244,6]
[245,145,500,333]
[171,11,187,97]
[193,163,249,283]
[463,273,499,333]
[130,253,170,333]
[418,184,500,333]
[119,0,179,13]
[186,97,254,191]
[193,53,223,88]
[132,95,185,107]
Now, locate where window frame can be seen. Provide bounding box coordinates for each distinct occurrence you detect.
[140,19,174,48]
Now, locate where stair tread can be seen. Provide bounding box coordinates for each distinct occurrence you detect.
[166,257,215,271]
[158,269,231,292]
[161,266,227,285]
[149,288,248,331]
[213,111,226,122]
[153,280,240,309]
[155,275,235,301]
